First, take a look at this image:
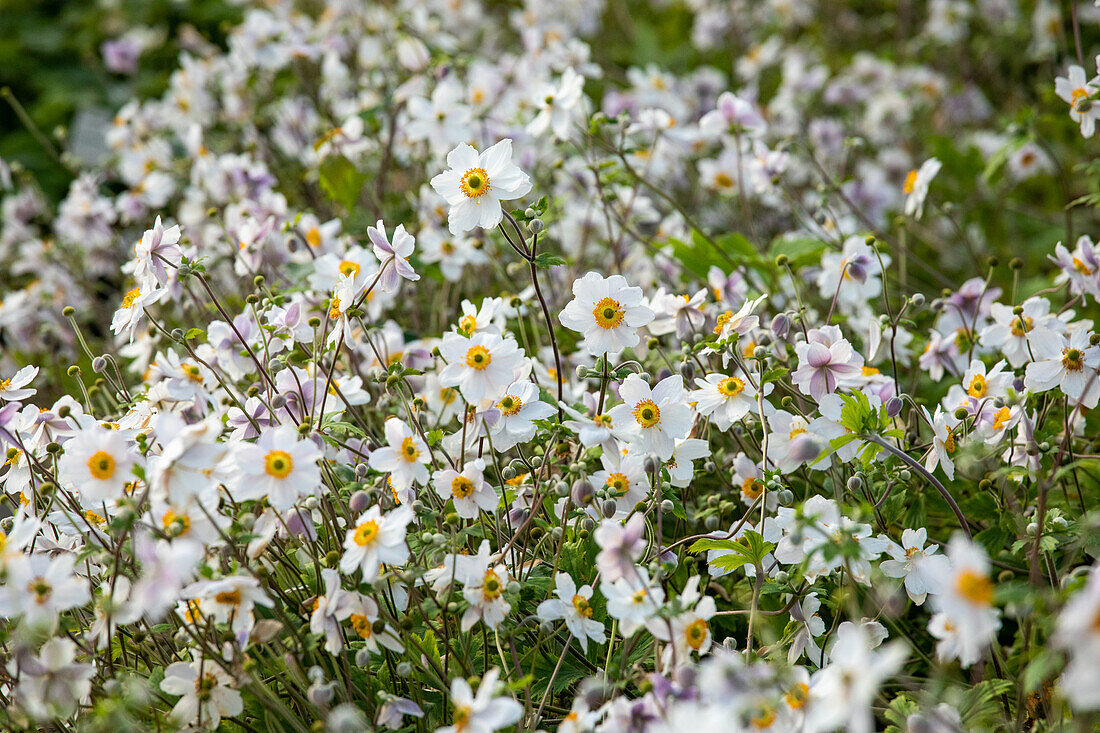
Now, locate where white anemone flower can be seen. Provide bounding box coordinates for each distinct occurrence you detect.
[559,272,655,357]
[430,139,532,235]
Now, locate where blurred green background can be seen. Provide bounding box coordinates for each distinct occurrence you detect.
[0,0,240,201]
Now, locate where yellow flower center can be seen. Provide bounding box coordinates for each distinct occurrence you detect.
[751,707,777,729]
[121,287,141,309]
[482,569,503,600]
[943,431,956,454]
[592,297,626,329]
[451,475,475,499]
[967,374,987,398]
[741,477,763,500]
[306,227,322,248]
[214,589,242,606]
[400,436,421,462]
[861,366,881,376]
[88,451,116,480]
[264,450,294,479]
[717,376,745,397]
[350,614,372,637]
[1071,87,1090,112]
[181,363,203,383]
[465,345,492,370]
[784,682,809,710]
[1063,348,1084,371]
[713,171,734,188]
[1011,316,1034,337]
[498,393,524,416]
[459,167,490,198]
[955,569,993,606]
[162,509,191,536]
[1073,256,1093,275]
[992,406,1011,431]
[339,260,360,278]
[633,399,661,428]
[572,594,593,618]
[459,314,477,333]
[605,472,629,496]
[329,296,342,320]
[29,578,52,604]
[789,425,806,440]
[453,704,472,730]
[714,310,732,335]
[353,519,380,546]
[183,599,202,623]
[684,618,708,650]
[903,169,919,194]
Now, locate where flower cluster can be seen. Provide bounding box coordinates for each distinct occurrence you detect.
[2,1,1100,731]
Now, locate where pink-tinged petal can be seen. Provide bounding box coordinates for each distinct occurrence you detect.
[808,369,828,398]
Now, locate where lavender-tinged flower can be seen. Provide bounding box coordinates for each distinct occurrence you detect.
[594,514,647,583]
[793,329,863,399]
[367,219,420,293]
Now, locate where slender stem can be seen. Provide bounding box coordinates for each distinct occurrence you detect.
[863,433,971,538]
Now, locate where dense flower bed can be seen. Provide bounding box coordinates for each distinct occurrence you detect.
[2,1,1100,731]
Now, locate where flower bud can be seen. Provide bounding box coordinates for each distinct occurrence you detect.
[349,490,370,513]
[602,500,617,518]
[571,479,593,505]
[91,356,107,373]
[770,313,790,340]
[885,396,903,418]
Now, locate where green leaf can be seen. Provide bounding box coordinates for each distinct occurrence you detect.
[1022,649,1062,693]
[318,155,368,210]
[689,537,744,554]
[829,433,860,450]
[770,237,828,269]
[533,253,566,269]
[709,554,751,572]
[761,368,789,385]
